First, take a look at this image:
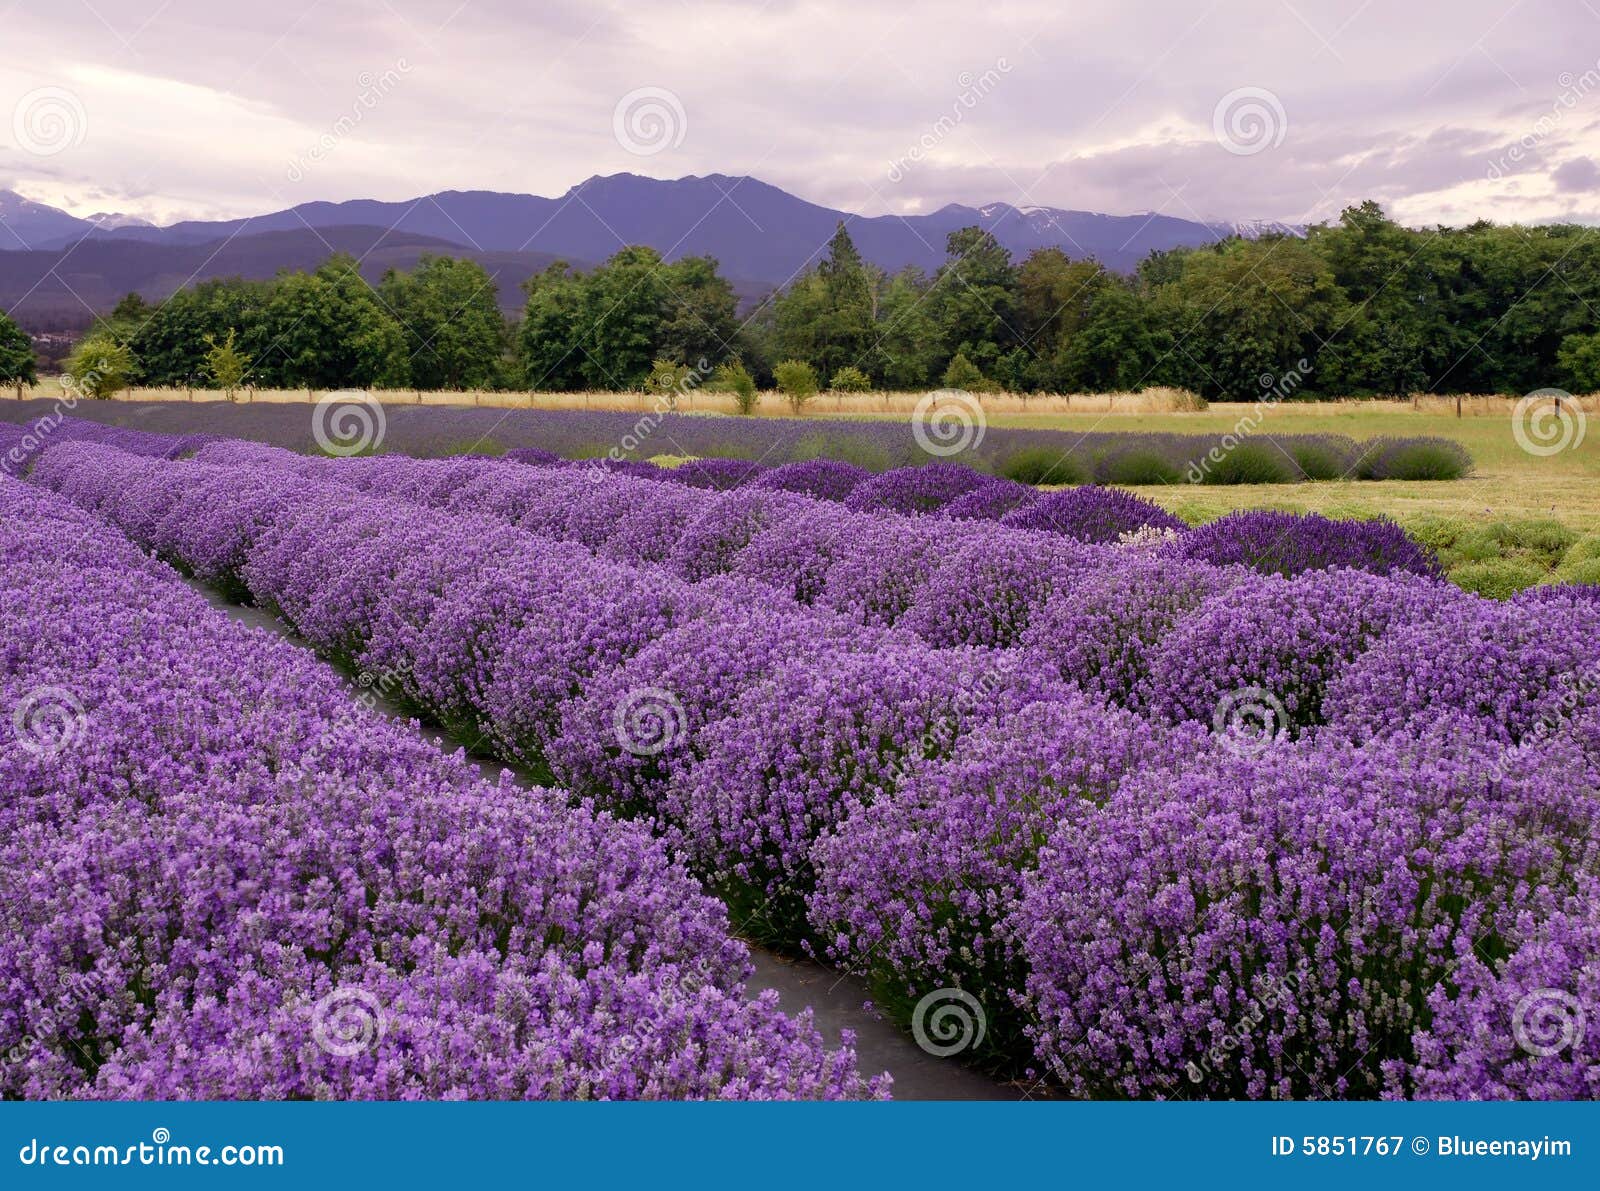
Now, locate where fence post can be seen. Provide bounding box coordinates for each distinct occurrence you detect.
[1455,393,1461,418]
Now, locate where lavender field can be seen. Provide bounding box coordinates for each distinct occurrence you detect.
[2,413,1596,1102]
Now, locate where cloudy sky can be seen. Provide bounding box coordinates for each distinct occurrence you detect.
[3,0,1600,229]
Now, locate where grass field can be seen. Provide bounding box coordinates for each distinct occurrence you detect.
[985,402,1600,594]
[983,403,1598,525]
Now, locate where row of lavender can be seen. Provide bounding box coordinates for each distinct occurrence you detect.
[192,442,1444,651]
[0,399,1472,484]
[28,439,1600,1098]
[5,417,1451,590]
[0,471,882,1100]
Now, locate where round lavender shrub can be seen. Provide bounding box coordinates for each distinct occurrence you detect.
[441,465,596,530]
[899,529,1096,648]
[750,458,870,502]
[152,468,316,599]
[1022,553,1241,708]
[1323,594,1600,746]
[669,488,812,581]
[1000,485,1187,544]
[27,440,161,516]
[1176,510,1442,578]
[505,446,561,467]
[842,463,991,516]
[563,456,663,481]
[817,518,985,627]
[561,474,709,561]
[547,604,892,823]
[732,505,860,605]
[1143,568,1458,734]
[668,457,769,490]
[410,551,689,774]
[1016,723,1600,1099]
[938,476,1039,522]
[810,695,1199,1064]
[1361,436,1473,481]
[671,647,1066,946]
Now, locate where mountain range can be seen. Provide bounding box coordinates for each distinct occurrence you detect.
[0,174,1299,330]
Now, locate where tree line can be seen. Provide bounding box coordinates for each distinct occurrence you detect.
[5,199,1600,400]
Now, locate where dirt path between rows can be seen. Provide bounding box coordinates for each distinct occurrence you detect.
[200,587,1015,1100]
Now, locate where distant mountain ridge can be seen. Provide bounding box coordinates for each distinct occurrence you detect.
[0,175,1302,330]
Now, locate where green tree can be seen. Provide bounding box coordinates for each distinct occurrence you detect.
[203,328,251,399]
[1557,332,1600,391]
[645,357,694,407]
[0,311,37,392]
[873,268,940,389]
[1309,203,1452,394]
[105,292,152,340]
[127,278,269,387]
[829,365,872,392]
[1153,237,1345,401]
[770,223,880,384]
[711,358,759,413]
[1054,282,1170,392]
[656,254,738,370]
[941,351,989,391]
[380,255,505,390]
[574,245,671,389]
[773,359,819,413]
[1016,248,1108,362]
[517,263,588,390]
[928,227,1020,377]
[245,255,408,390]
[66,332,135,399]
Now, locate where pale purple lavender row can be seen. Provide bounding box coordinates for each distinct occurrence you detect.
[182,442,1445,669]
[19,418,1448,587]
[28,440,1600,1098]
[0,473,883,1100]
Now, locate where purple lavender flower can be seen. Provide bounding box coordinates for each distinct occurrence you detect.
[1000,485,1187,544]
[842,463,991,516]
[1175,510,1442,578]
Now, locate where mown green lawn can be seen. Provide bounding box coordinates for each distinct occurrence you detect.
[833,400,1600,594]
